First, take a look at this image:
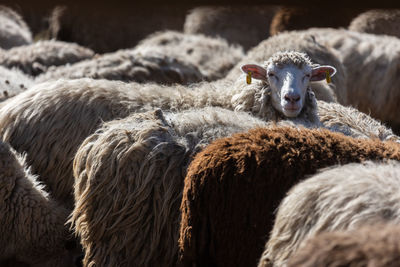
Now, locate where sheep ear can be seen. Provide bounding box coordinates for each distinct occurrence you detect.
[241,64,267,81]
[310,66,337,82]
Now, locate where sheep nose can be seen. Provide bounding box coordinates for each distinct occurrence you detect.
[284,93,300,103]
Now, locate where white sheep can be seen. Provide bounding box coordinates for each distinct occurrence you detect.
[304,27,400,131]
[132,30,244,80]
[42,30,243,83]
[0,5,32,49]
[226,30,347,103]
[0,140,75,266]
[349,9,400,38]
[0,40,95,76]
[261,160,400,267]
[36,50,204,85]
[1,51,392,208]
[71,106,269,267]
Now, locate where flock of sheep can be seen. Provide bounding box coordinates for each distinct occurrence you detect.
[1,4,400,267]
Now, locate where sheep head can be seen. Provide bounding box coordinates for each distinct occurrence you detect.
[241,51,336,118]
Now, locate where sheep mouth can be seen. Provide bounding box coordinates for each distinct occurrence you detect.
[282,105,302,117]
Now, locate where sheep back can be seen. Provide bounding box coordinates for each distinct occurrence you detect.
[36,50,204,85]
[287,223,400,267]
[133,30,244,81]
[183,6,277,51]
[0,5,32,49]
[269,7,364,35]
[0,78,150,207]
[179,126,400,267]
[349,9,400,38]
[49,4,190,53]
[0,40,94,76]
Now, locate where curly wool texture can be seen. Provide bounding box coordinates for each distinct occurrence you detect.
[178,127,400,267]
[0,40,94,76]
[317,100,399,141]
[0,141,72,266]
[0,5,32,49]
[183,6,278,51]
[132,30,244,81]
[262,161,400,267]
[36,49,204,85]
[287,223,400,267]
[349,9,400,38]
[305,28,400,130]
[71,107,268,267]
[226,30,346,103]
[0,65,34,101]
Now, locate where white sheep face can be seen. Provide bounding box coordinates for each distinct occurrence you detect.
[241,58,336,118]
[266,63,312,117]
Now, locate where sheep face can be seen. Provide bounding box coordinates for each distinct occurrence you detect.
[266,63,312,117]
[242,52,336,118]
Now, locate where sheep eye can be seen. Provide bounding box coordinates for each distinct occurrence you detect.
[268,73,275,77]
[305,74,311,78]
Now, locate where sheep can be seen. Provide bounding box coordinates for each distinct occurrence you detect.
[0,5,32,49]
[304,27,400,132]
[0,140,75,266]
[178,126,400,267]
[37,31,243,84]
[269,7,365,36]
[0,40,95,76]
[0,65,34,101]
[36,50,204,85]
[262,160,400,267]
[49,4,191,53]
[183,5,278,51]
[131,30,244,81]
[349,9,400,38]
[286,223,400,267]
[71,107,269,267]
[226,30,347,103]
[1,50,396,207]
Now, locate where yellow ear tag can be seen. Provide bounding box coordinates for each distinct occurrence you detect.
[325,70,331,83]
[246,71,252,84]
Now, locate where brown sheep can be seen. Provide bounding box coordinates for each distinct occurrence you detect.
[178,126,400,267]
[287,223,400,267]
[269,7,365,36]
[349,9,400,38]
[0,40,94,76]
[0,141,74,266]
[183,5,278,50]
